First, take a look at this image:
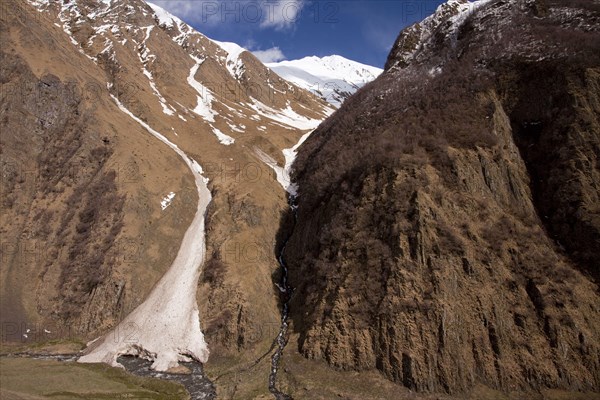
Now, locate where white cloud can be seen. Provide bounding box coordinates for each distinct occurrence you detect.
[252,47,286,63]
[260,0,305,30]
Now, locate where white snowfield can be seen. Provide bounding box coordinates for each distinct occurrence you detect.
[78,95,211,371]
[266,55,383,107]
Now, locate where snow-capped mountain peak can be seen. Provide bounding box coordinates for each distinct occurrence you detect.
[266,55,383,108]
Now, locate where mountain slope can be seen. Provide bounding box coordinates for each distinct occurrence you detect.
[267,55,383,107]
[280,0,600,396]
[1,0,331,391]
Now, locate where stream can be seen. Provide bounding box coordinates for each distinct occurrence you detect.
[268,196,297,400]
[118,356,216,399]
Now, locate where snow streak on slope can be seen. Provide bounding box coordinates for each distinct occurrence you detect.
[187,56,236,145]
[210,127,235,145]
[267,55,383,107]
[79,95,211,372]
[255,149,289,193]
[161,192,176,210]
[282,130,312,194]
[138,26,176,116]
[187,57,217,123]
[256,129,313,196]
[248,99,324,131]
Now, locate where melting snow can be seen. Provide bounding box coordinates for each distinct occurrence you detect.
[187,56,217,122]
[282,130,313,195]
[211,127,235,145]
[137,26,176,116]
[79,95,211,371]
[161,192,176,210]
[255,130,313,196]
[248,99,323,131]
[147,1,177,28]
[388,0,495,70]
[255,149,290,192]
[226,122,245,133]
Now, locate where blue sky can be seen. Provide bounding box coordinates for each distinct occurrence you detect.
[150,1,448,68]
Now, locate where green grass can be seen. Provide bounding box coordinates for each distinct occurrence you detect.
[0,338,86,356]
[0,357,189,400]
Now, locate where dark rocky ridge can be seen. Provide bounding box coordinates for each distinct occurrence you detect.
[284,0,600,394]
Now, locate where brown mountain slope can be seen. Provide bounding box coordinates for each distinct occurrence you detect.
[282,0,600,396]
[1,0,332,393]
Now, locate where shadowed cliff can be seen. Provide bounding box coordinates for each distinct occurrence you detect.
[282,0,600,394]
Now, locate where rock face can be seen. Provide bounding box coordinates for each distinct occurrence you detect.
[284,0,600,394]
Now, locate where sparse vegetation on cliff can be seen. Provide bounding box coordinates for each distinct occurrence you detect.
[283,0,600,394]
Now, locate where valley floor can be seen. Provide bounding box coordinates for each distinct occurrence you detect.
[0,357,188,400]
[2,351,600,400]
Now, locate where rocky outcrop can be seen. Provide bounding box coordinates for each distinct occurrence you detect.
[284,0,600,394]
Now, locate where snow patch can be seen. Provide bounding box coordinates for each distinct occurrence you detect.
[147,1,180,29]
[161,192,176,210]
[211,127,235,145]
[226,122,245,133]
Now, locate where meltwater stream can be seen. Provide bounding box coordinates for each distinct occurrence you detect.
[118,356,216,399]
[268,196,298,400]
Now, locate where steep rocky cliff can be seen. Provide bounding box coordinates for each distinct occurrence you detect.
[284,0,600,395]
